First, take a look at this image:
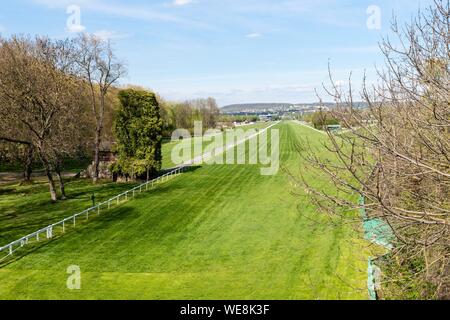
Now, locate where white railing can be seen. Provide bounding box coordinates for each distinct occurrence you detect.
[0,165,188,263]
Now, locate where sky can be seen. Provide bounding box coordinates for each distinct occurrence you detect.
[0,0,434,106]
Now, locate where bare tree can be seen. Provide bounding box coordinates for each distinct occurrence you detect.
[73,34,126,183]
[298,0,449,299]
[0,36,85,201]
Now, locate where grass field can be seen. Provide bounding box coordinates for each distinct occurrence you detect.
[0,122,370,300]
[161,122,271,169]
[0,123,272,246]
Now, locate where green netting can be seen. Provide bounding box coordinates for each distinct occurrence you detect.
[359,196,394,250]
[367,259,377,300]
[359,196,394,300]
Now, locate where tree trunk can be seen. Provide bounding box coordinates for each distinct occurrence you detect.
[23,144,33,182]
[55,163,66,200]
[40,153,58,202]
[93,128,101,183]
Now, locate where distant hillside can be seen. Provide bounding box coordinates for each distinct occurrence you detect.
[221,102,368,114]
[221,103,293,113]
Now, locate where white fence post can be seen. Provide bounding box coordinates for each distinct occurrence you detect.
[46,227,53,239]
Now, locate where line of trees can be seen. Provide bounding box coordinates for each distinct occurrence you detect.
[302,111,340,129]
[0,34,125,201]
[159,97,220,136]
[219,114,260,125]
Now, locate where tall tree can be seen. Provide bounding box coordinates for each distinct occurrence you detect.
[73,34,126,183]
[114,89,163,181]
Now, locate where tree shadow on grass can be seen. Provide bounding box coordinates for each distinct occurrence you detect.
[0,167,198,268]
[0,187,17,196]
[0,205,141,269]
[0,180,139,239]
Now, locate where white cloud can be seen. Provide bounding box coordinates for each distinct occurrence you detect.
[173,0,193,6]
[34,0,91,8]
[246,32,262,38]
[33,0,210,29]
[67,24,86,33]
[294,46,380,55]
[93,30,131,40]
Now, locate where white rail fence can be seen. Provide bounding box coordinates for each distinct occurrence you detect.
[0,165,188,263]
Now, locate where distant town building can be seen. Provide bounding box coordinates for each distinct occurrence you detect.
[259,114,273,122]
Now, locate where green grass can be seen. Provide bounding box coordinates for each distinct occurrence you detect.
[0,179,139,245]
[0,158,91,174]
[0,122,370,300]
[161,122,272,169]
[0,163,23,172]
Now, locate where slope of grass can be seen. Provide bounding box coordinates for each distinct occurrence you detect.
[0,122,370,299]
[161,122,271,169]
[0,122,271,246]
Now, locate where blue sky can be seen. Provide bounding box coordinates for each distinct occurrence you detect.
[0,0,433,106]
